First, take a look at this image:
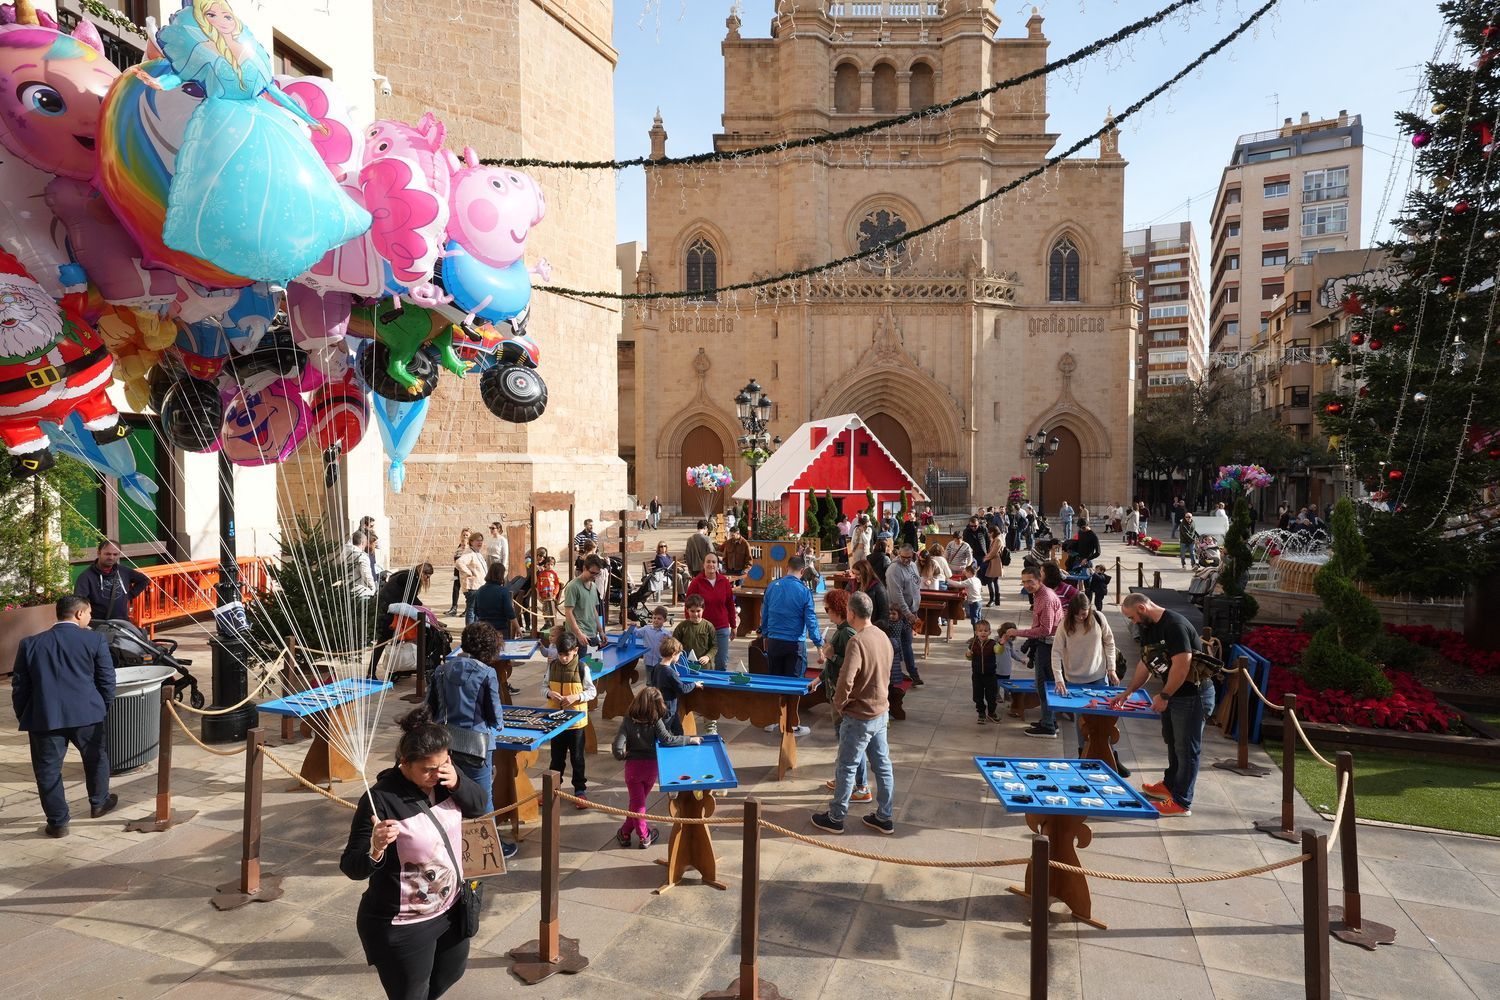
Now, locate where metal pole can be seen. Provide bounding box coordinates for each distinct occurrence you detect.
[1029,834,1050,1000]
[750,462,758,539]
[1302,829,1331,1000]
[1114,556,1121,606]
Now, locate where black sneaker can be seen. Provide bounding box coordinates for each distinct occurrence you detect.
[862,813,895,836]
[90,793,119,819]
[641,826,661,849]
[987,711,1001,723]
[810,811,845,835]
[977,713,987,725]
[1115,762,1133,778]
[1023,723,1057,738]
[501,839,520,859]
[910,674,924,687]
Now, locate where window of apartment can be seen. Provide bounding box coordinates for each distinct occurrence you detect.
[1302,203,1349,237]
[1259,315,1271,334]
[1226,254,1240,271]
[1262,281,1284,300]
[1223,286,1240,305]
[1263,212,1289,233]
[1149,304,1190,320]
[1149,349,1189,365]
[1225,221,1241,238]
[1262,249,1288,267]
[1224,188,1242,205]
[272,38,327,78]
[1150,261,1183,277]
[1154,283,1185,297]
[1151,330,1183,344]
[1302,166,1349,202]
[1288,386,1311,408]
[1246,147,1292,163]
[1225,320,1239,339]
[1263,181,1289,198]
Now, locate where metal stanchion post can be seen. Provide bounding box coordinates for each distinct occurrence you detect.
[1302,829,1331,1000]
[1254,693,1300,842]
[1329,751,1396,949]
[1136,562,1144,589]
[1113,556,1121,606]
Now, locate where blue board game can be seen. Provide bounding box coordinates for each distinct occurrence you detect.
[257,678,392,718]
[499,640,539,661]
[489,705,585,751]
[1047,686,1158,719]
[975,756,1160,819]
[589,632,647,681]
[657,735,738,793]
[679,666,815,697]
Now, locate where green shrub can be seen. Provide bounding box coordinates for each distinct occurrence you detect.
[1299,498,1388,696]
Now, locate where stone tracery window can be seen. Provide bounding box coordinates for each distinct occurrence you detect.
[685,236,718,301]
[857,208,909,272]
[1048,236,1081,302]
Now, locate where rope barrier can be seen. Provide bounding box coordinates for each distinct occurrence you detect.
[554,789,740,826]
[1325,772,1351,854]
[1284,709,1339,770]
[168,664,281,716]
[1239,666,1286,712]
[262,748,359,809]
[757,819,1030,868]
[164,701,248,756]
[1047,853,1310,884]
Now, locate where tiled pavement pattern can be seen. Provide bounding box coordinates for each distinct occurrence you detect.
[2,530,1498,999]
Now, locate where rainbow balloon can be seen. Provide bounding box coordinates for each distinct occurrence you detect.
[96,59,249,289]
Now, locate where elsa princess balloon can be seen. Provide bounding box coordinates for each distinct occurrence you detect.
[133,1,370,283]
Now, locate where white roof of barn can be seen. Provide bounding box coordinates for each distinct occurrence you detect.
[731,413,928,501]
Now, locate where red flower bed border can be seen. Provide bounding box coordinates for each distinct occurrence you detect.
[1243,625,1461,734]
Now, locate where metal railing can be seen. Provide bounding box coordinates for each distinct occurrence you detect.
[828,1,942,15]
[1302,184,1349,204]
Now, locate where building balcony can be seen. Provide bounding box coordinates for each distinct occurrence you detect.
[57,7,145,70]
[1148,269,1186,282]
[826,1,942,15]
[1277,404,1313,427]
[1280,361,1313,385]
[1301,185,1349,204]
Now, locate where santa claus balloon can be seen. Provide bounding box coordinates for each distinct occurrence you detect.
[0,249,126,477]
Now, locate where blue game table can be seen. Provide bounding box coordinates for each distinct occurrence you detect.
[677,667,819,781]
[488,704,584,840]
[654,735,737,892]
[998,679,1156,775]
[581,631,649,753]
[257,678,392,787]
[976,755,1157,929]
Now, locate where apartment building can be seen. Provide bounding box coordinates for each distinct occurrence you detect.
[1209,112,1364,356]
[1125,221,1207,395]
[1245,248,1389,511]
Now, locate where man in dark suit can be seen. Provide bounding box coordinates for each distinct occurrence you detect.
[12,595,118,837]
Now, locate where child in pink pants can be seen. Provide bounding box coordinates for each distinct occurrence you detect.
[611,685,699,848]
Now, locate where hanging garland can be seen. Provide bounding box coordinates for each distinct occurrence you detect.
[538,0,1283,303]
[483,0,1203,171]
[75,0,149,39]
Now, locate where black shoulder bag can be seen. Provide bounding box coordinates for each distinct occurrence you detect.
[417,798,482,939]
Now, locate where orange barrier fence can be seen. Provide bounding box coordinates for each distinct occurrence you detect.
[130,557,271,636]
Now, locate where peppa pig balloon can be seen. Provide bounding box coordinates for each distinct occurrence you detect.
[0,2,117,180]
[445,147,545,270]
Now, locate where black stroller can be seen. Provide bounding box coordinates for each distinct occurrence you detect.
[91,619,205,708]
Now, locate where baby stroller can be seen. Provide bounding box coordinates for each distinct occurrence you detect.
[91,619,204,709]
[627,565,672,622]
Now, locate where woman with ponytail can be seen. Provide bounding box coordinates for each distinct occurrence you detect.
[340,707,487,1000]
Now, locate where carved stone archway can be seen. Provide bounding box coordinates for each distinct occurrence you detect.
[1023,352,1116,507]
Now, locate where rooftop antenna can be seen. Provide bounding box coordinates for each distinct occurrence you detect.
[1267,92,1280,123]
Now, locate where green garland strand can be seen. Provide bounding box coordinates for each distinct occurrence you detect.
[76,0,148,39]
[539,0,1282,304]
[483,0,1201,171]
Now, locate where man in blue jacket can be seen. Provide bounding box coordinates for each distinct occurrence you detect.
[759,556,825,737]
[12,595,118,837]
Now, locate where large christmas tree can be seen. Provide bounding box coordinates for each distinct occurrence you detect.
[1320,0,1500,597]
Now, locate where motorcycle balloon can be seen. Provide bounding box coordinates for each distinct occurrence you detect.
[159,375,224,452]
[480,363,547,423]
[357,338,441,402]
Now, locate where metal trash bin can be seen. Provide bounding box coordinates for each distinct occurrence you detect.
[107,664,177,774]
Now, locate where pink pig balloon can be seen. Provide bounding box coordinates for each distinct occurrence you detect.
[0,7,117,180]
[446,147,545,270]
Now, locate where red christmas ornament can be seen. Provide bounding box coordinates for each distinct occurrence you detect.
[1472,121,1495,148]
[1350,332,1367,346]
[1440,275,1458,285]
[1454,200,1472,214]
[1324,402,1345,415]
[1388,469,1405,481]
[1392,322,1407,333]
[1341,294,1365,316]
[1369,339,1384,350]
[1359,386,1371,398]
[1484,25,1498,40]
[1489,448,1500,460]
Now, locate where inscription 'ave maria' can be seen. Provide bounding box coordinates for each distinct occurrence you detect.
[669,317,736,333]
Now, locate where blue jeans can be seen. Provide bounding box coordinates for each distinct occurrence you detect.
[828,713,894,823]
[1062,517,1074,540]
[714,627,732,669]
[1162,685,1216,809]
[1031,641,1057,729]
[887,618,916,683]
[463,588,478,625]
[29,723,110,826]
[965,601,982,628]
[832,713,867,788]
[452,750,494,815]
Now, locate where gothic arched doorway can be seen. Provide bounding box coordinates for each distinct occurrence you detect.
[863,412,914,476]
[1041,426,1082,521]
[680,425,727,516]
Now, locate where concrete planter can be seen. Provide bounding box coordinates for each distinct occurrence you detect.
[0,604,58,677]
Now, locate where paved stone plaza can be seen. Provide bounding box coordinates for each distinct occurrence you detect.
[2,531,1498,1000]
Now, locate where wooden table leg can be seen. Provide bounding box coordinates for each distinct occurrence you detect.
[1008,693,1039,721]
[775,697,800,781]
[494,661,514,707]
[492,748,541,842]
[583,700,599,755]
[1009,813,1106,929]
[599,666,637,720]
[1079,716,1122,770]
[298,706,361,788]
[656,789,726,892]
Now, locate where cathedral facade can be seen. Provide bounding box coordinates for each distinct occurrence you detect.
[622,3,1137,518]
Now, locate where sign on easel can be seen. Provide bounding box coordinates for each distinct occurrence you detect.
[462,818,508,878]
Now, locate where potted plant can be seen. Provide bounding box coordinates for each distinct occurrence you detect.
[0,459,97,675]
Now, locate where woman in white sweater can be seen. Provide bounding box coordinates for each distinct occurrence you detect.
[1053,593,1130,775]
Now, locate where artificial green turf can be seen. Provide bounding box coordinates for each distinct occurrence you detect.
[1265,739,1500,837]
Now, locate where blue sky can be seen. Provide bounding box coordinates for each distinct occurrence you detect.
[611,0,1443,261]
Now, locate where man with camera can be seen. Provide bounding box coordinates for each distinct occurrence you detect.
[1112,593,1217,817]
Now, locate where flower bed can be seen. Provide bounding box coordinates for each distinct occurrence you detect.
[1386,624,1500,677]
[1137,535,1163,552]
[1244,625,1461,733]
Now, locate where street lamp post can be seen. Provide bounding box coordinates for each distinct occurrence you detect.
[735,379,779,538]
[1024,428,1061,524]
